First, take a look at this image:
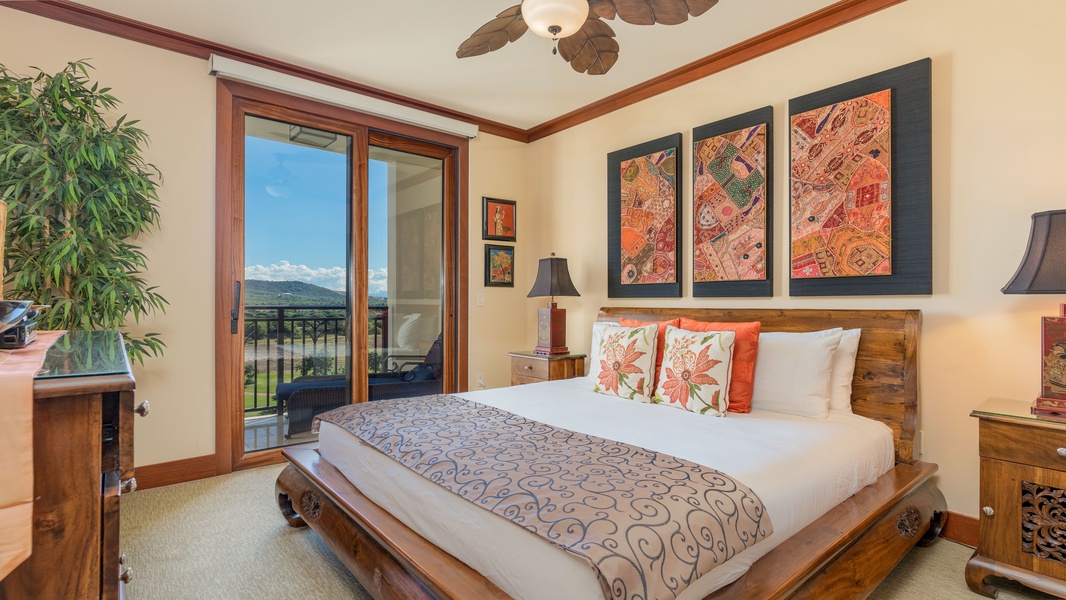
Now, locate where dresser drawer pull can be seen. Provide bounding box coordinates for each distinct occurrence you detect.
[134,400,150,417]
[524,365,533,370]
[120,567,133,584]
[983,506,994,517]
[120,478,137,494]
[1058,447,1066,458]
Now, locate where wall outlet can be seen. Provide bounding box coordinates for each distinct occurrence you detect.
[477,373,485,388]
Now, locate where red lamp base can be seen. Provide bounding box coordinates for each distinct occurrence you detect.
[535,302,569,356]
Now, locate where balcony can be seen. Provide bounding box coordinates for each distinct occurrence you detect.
[243,305,387,450]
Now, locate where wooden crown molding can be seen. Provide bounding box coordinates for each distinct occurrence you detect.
[527,0,906,141]
[0,0,904,143]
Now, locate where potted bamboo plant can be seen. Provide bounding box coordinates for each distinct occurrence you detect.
[0,60,167,363]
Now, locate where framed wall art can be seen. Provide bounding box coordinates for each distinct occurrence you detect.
[482,197,517,242]
[692,106,773,297]
[788,58,931,296]
[607,133,682,298]
[484,244,515,288]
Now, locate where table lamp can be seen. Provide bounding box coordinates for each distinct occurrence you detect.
[527,253,580,355]
[1002,210,1066,413]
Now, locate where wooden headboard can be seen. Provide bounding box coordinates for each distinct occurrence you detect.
[597,307,921,464]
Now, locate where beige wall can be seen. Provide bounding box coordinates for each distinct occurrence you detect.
[0,12,219,466]
[4,0,1063,518]
[523,0,1066,518]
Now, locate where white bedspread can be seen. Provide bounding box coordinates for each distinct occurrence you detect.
[319,378,894,600]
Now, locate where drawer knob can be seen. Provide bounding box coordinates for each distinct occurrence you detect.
[1058,447,1066,458]
[120,478,137,494]
[120,567,133,584]
[134,400,150,417]
[524,365,532,370]
[983,506,995,517]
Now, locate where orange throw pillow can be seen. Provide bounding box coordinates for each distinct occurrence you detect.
[619,317,680,388]
[678,318,761,413]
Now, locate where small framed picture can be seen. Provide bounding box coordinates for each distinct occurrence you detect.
[483,197,517,242]
[484,244,515,287]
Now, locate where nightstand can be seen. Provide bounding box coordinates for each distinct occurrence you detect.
[508,352,586,386]
[966,397,1066,598]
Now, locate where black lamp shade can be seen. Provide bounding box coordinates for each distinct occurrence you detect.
[527,256,580,298]
[1003,210,1066,294]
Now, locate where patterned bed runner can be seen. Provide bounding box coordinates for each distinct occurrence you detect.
[316,395,772,600]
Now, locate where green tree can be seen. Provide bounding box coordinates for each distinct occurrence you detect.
[0,61,166,364]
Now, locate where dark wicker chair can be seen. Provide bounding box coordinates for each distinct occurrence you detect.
[277,334,444,437]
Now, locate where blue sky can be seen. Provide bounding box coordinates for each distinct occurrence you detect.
[244,136,388,294]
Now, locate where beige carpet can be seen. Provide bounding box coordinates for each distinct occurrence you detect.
[122,464,1056,599]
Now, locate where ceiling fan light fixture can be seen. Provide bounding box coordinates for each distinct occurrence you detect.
[521,0,589,39]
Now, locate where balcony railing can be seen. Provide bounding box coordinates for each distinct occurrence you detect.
[243,305,388,414]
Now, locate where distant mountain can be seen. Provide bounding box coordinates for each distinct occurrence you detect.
[244,280,344,306]
[244,280,386,308]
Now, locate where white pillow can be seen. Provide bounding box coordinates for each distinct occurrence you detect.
[751,328,843,419]
[396,313,421,349]
[829,329,862,413]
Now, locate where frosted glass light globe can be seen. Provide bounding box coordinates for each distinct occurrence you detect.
[521,0,590,39]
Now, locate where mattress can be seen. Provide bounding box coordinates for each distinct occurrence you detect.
[319,377,895,600]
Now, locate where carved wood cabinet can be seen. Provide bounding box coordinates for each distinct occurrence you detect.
[966,398,1066,598]
[508,352,585,386]
[0,331,143,600]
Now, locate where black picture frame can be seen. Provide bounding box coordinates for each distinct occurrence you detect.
[692,106,774,298]
[484,244,515,288]
[788,58,932,296]
[482,197,517,242]
[607,133,682,298]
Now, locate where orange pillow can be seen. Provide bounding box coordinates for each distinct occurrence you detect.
[619,317,680,388]
[678,318,761,413]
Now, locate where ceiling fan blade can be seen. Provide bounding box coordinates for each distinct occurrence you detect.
[589,0,618,20]
[611,0,655,25]
[456,5,528,59]
[558,18,620,75]
[685,0,720,18]
[612,0,719,25]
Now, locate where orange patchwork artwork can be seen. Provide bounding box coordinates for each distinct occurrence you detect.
[619,149,677,285]
[790,89,892,279]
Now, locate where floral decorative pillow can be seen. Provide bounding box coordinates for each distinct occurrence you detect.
[592,324,658,402]
[653,326,736,416]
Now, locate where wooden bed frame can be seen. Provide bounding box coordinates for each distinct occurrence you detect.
[276,307,947,600]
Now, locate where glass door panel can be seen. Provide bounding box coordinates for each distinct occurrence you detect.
[242,115,351,451]
[367,146,444,401]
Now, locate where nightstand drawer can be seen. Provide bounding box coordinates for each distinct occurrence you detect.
[511,356,549,380]
[980,419,1066,472]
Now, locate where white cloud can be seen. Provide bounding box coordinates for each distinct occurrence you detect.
[245,261,390,295]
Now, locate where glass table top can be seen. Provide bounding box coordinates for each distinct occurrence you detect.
[972,396,1066,425]
[36,330,129,380]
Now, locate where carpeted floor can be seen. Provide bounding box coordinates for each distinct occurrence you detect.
[122,464,1056,599]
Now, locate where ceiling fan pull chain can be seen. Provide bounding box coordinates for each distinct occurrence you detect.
[552,39,559,56]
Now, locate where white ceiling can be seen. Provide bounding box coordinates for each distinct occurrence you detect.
[76,0,839,130]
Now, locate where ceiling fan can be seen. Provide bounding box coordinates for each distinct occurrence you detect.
[457,0,720,75]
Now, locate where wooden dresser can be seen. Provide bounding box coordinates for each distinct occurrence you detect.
[508,352,586,386]
[966,397,1066,598]
[0,331,145,600]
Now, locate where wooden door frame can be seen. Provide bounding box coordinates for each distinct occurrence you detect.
[214,79,469,475]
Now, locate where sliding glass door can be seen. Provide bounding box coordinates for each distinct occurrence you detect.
[242,115,352,451]
[215,79,468,473]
